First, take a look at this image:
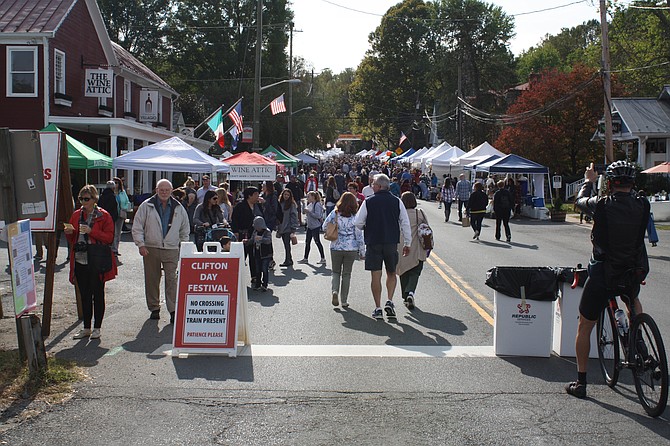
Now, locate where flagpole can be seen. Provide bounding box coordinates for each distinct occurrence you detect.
[193,104,224,138]
[195,97,243,139]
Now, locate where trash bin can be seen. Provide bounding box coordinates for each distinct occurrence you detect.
[486,266,558,357]
[553,267,598,358]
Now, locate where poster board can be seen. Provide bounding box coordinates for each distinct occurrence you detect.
[7,219,38,317]
[172,241,249,357]
[30,132,62,231]
[228,164,276,181]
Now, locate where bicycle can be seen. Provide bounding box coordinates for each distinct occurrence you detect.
[578,267,669,417]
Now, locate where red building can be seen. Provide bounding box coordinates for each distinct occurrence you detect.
[0,0,210,194]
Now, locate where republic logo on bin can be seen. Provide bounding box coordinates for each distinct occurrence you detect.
[517,302,531,314]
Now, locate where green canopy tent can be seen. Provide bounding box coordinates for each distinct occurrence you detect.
[261,145,299,168]
[41,124,112,170]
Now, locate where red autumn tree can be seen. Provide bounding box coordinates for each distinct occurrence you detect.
[495,64,620,175]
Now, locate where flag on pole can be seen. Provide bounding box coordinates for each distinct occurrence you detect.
[228,101,243,133]
[207,109,225,148]
[398,131,407,148]
[270,94,287,115]
[230,125,239,151]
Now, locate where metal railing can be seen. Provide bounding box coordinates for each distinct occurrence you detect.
[565,178,585,201]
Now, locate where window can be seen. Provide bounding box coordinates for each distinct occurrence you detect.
[7,47,38,97]
[647,138,667,154]
[54,49,65,94]
[124,80,131,112]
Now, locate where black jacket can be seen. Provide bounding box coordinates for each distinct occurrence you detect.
[98,189,118,222]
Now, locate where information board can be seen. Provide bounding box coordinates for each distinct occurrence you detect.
[7,220,38,317]
[172,242,249,357]
[30,132,62,231]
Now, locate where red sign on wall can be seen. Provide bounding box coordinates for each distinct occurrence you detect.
[173,257,240,351]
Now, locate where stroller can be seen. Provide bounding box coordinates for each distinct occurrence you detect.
[195,225,236,252]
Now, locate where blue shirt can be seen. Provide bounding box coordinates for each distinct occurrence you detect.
[156,199,173,238]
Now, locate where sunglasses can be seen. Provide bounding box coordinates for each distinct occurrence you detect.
[78,196,92,202]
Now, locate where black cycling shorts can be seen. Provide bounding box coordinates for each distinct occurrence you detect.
[579,260,640,321]
[364,243,399,272]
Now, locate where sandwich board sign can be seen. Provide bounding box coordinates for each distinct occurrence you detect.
[172,241,249,357]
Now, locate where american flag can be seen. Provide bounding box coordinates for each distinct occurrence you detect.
[228,101,243,133]
[270,94,286,115]
[398,131,407,147]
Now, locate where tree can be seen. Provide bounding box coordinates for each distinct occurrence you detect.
[609,1,670,96]
[431,0,516,148]
[97,0,170,65]
[495,65,621,175]
[349,0,437,150]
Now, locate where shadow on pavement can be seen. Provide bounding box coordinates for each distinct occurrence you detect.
[172,355,255,382]
[54,340,109,367]
[271,267,308,287]
[45,320,82,351]
[648,254,670,262]
[589,394,670,435]
[122,319,173,358]
[338,307,455,346]
[403,307,467,336]
[247,287,280,307]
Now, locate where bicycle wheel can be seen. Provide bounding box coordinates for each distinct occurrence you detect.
[597,306,621,387]
[631,313,668,417]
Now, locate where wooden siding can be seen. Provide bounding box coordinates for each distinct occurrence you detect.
[0,43,45,130]
[50,0,107,117]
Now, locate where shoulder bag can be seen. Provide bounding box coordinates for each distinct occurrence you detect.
[416,209,434,250]
[324,212,339,241]
[87,242,113,274]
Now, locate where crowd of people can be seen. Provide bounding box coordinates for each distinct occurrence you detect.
[58,153,662,339]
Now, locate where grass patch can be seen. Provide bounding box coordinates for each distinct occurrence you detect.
[0,349,85,407]
[656,224,669,231]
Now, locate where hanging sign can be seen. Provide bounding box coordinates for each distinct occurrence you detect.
[84,69,113,98]
[139,90,159,122]
[241,126,253,144]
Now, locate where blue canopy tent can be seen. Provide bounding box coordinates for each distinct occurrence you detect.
[296,151,319,164]
[393,148,415,162]
[476,153,551,201]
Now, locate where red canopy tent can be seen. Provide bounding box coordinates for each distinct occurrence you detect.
[224,152,283,181]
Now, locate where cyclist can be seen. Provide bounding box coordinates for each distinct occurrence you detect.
[566,161,650,399]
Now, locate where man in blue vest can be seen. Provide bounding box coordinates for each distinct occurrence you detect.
[355,174,412,320]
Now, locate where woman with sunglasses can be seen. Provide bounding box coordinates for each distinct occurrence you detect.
[193,190,225,250]
[64,185,117,340]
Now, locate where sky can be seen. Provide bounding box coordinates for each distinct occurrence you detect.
[291,0,601,73]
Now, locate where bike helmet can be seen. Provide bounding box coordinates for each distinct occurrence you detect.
[605,160,636,186]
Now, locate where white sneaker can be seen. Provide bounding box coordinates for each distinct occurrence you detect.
[90,328,101,339]
[73,328,91,339]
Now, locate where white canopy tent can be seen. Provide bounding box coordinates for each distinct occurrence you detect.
[451,141,505,167]
[403,146,428,163]
[113,137,230,173]
[412,142,446,168]
[417,141,452,171]
[428,146,466,178]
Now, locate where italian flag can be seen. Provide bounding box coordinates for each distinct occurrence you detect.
[207,110,225,148]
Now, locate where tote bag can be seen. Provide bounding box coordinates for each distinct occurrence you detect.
[324,213,338,241]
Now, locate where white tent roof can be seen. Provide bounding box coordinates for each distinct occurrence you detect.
[452,141,505,167]
[428,146,466,167]
[404,147,428,162]
[221,150,233,159]
[112,137,230,173]
[418,142,453,170]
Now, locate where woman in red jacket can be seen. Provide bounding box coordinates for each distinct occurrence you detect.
[64,185,117,340]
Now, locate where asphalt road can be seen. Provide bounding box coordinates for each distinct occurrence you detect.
[1,202,669,445]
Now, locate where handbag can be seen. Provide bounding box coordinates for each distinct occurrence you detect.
[290,233,298,245]
[462,215,470,227]
[324,213,338,241]
[87,243,113,274]
[416,209,434,250]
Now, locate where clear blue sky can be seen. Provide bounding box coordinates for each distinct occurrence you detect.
[291,0,600,73]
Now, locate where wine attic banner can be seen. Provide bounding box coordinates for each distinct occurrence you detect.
[84,69,113,98]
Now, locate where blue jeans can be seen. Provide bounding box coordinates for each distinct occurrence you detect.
[254,256,271,287]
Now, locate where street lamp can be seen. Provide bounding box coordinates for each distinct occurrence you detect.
[292,106,312,115]
[252,78,302,149]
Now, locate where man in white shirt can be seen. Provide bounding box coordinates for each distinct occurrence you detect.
[196,175,217,204]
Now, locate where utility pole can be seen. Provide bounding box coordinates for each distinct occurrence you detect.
[457,65,463,149]
[600,0,614,163]
[252,0,262,150]
[288,22,294,154]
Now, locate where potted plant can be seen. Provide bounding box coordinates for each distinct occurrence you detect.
[550,196,567,222]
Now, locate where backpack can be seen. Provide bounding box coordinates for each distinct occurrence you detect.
[332,188,341,201]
